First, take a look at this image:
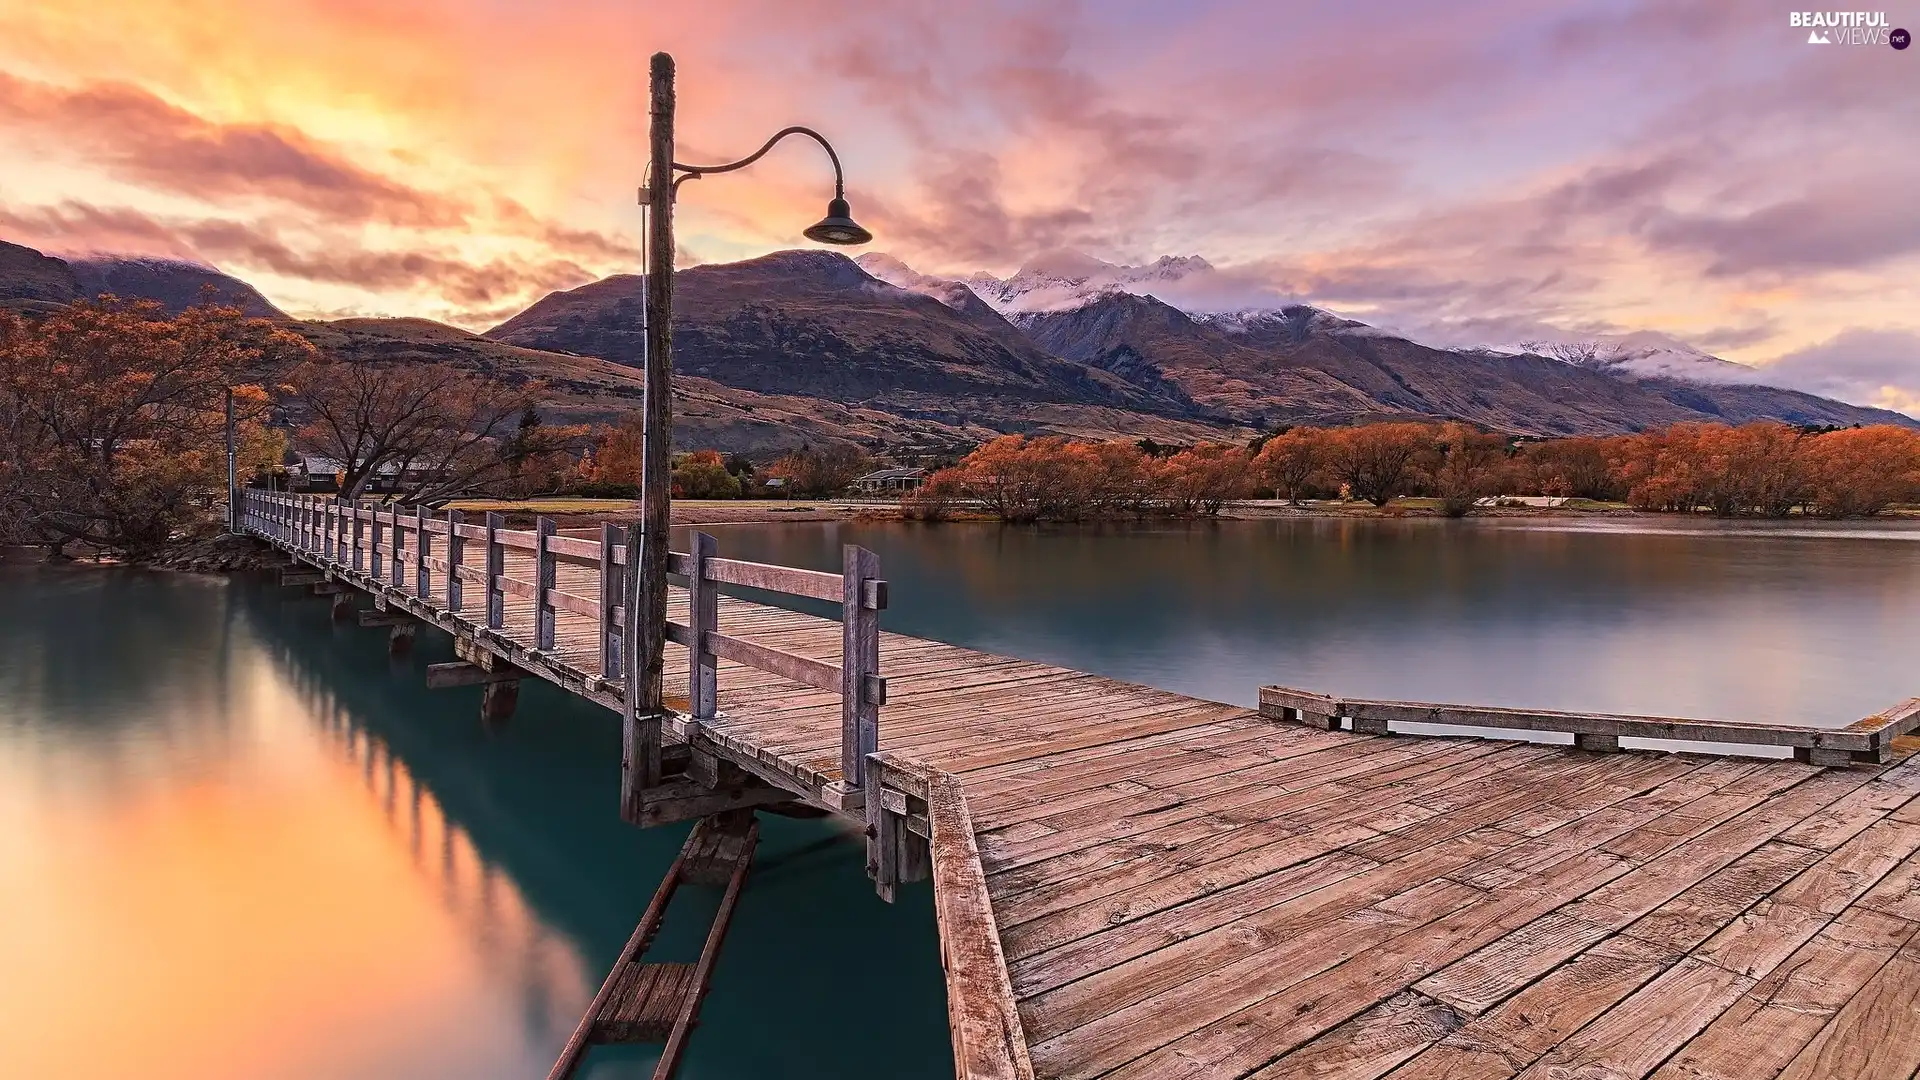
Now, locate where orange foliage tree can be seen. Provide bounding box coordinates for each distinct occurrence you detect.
[0,297,311,553]
[1251,428,1326,505]
[1322,422,1434,506]
[1802,426,1920,517]
[1430,423,1510,516]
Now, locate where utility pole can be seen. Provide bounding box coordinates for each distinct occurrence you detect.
[625,51,675,808]
[225,387,237,534]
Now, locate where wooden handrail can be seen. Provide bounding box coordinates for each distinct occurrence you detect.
[1259,685,1920,765]
[242,491,890,793]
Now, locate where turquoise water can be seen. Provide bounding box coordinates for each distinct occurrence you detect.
[0,565,950,1080]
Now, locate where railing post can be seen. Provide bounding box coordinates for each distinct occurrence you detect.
[688,531,718,720]
[447,510,466,613]
[415,504,430,599]
[599,523,621,680]
[841,544,883,790]
[389,504,405,584]
[484,512,505,631]
[350,500,364,574]
[324,498,336,562]
[369,504,384,582]
[534,516,557,652]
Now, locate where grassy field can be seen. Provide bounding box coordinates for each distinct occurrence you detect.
[445,497,638,514]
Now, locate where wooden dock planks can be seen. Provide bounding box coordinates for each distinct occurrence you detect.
[252,505,1920,1080]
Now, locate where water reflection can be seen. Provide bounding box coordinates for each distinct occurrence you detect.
[0,567,950,1080]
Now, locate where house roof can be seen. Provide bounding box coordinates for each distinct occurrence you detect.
[855,467,926,482]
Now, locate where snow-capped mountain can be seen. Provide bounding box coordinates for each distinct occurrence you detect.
[854,251,1841,403]
[1479,331,1763,384]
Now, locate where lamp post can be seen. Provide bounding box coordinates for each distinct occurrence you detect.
[225,387,237,533]
[625,51,870,800]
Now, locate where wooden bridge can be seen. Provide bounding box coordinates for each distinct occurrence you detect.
[242,488,1920,1080]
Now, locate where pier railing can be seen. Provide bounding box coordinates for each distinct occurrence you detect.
[239,488,887,792]
[1261,684,1920,765]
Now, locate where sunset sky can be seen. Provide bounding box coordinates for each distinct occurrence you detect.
[1,0,1916,407]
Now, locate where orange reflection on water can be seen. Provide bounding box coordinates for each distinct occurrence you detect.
[0,644,588,1080]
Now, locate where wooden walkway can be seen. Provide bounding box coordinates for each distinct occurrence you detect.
[243,491,1920,1080]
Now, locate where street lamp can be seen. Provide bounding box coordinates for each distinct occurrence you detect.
[624,51,870,804]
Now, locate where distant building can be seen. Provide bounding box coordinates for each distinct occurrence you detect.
[851,467,926,494]
[290,455,344,492]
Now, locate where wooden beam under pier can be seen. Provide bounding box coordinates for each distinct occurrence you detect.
[547,812,758,1080]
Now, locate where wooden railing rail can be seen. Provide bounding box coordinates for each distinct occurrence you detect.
[240,490,889,795]
[1259,685,1920,766]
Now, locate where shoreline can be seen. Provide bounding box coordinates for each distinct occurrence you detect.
[450,496,1920,530]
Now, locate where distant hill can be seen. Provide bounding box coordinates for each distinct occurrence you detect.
[67,256,285,318]
[9,234,1912,447]
[486,250,1217,439]
[291,316,1005,459]
[0,240,81,308]
[0,241,284,318]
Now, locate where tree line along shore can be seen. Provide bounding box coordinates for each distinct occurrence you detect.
[6,298,1919,561]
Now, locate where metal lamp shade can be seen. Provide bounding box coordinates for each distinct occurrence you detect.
[803,197,872,245]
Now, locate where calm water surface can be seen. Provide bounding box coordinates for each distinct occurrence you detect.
[5,516,1919,1078]
[0,566,949,1080]
[717,516,1920,726]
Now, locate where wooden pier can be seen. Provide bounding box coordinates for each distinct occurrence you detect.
[242,489,1920,1080]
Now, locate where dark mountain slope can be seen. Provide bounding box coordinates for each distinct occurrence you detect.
[0,240,81,309]
[486,250,1208,428]
[67,256,286,318]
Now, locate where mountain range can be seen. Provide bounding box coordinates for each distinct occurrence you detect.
[3,237,1911,456]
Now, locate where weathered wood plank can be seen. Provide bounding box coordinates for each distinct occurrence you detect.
[1652,905,1918,1080]
[1768,927,1920,1080]
[927,771,1036,1080]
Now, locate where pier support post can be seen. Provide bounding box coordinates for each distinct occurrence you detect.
[389,623,415,657]
[481,679,520,725]
[1575,733,1621,753]
[331,593,354,622]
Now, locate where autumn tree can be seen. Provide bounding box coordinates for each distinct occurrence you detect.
[1429,423,1509,517]
[1251,428,1325,505]
[765,443,875,497]
[0,297,311,554]
[1323,422,1433,506]
[1803,426,1920,517]
[1517,437,1622,500]
[671,449,742,498]
[1157,443,1250,515]
[287,361,582,504]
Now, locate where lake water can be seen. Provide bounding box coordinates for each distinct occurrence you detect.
[5,516,1919,1079]
[0,566,950,1080]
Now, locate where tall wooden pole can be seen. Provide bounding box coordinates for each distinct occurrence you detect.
[625,50,674,811]
[225,387,238,534]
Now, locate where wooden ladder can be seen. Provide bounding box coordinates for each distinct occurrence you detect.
[546,811,759,1080]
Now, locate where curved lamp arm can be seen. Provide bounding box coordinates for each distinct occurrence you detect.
[670,126,845,198]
